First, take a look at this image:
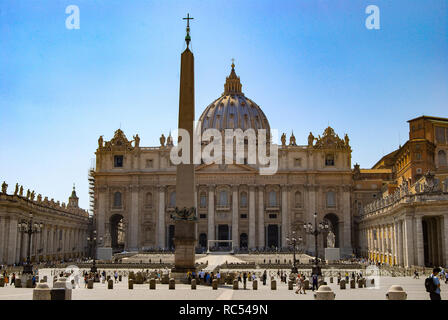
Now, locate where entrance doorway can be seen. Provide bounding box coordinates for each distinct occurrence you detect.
[218,225,230,248]
[109,214,125,253]
[267,225,279,249]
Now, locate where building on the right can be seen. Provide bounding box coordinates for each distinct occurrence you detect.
[357,116,448,268]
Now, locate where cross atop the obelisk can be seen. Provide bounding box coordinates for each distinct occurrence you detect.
[183,13,194,47]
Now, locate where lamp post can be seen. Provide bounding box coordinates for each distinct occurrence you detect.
[303,213,329,276]
[17,213,43,275]
[87,230,100,273]
[286,231,303,274]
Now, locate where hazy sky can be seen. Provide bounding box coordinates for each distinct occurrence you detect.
[1,0,447,210]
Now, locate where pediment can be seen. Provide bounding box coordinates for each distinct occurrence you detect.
[195,163,257,173]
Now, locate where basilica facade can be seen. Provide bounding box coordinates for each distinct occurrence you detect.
[92,64,376,258]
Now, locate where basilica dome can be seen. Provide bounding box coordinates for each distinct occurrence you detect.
[198,63,270,136]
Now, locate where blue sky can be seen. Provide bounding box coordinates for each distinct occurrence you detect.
[1,0,447,210]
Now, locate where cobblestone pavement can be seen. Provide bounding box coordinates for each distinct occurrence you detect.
[0,275,445,300]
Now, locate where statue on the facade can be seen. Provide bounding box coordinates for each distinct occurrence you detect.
[344,133,350,146]
[167,132,173,146]
[289,132,296,146]
[30,191,35,201]
[26,189,30,199]
[327,231,336,248]
[160,133,166,147]
[281,133,286,147]
[14,183,19,195]
[308,132,314,147]
[1,181,7,194]
[98,135,104,148]
[37,194,42,203]
[19,185,23,196]
[133,134,140,148]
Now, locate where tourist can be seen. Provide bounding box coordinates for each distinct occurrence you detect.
[414,270,419,279]
[84,274,88,288]
[295,274,302,294]
[114,270,118,283]
[243,272,247,288]
[262,270,267,285]
[11,273,15,286]
[311,273,318,291]
[427,267,442,300]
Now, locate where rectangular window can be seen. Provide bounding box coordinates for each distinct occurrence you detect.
[146,159,153,168]
[114,155,123,167]
[199,214,207,219]
[435,126,446,144]
[294,158,302,167]
[325,154,335,166]
[240,214,247,219]
[268,214,277,219]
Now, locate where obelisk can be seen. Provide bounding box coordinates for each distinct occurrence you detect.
[172,14,197,276]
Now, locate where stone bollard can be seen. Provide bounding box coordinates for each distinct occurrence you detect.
[337,277,340,285]
[169,278,175,290]
[191,279,196,290]
[128,279,134,289]
[106,275,111,281]
[386,285,407,300]
[0,277,4,287]
[162,274,169,284]
[350,279,356,289]
[15,278,22,288]
[87,279,94,289]
[271,279,277,290]
[288,280,293,290]
[357,279,363,288]
[233,279,239,290]
[26,278,33,288]
[108,279,113,289]
[52,277,72,300]
[340,279,346,290]
[119,275,122,282]
[150,278,156,290]
[212,279,218,290]
[253,279,258,290]
[33,283,51,300]
[371,278,375,285]
[304,279,309,290]
[314,285,336,300]
[330,277,333,284]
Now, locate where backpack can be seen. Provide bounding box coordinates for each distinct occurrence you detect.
[425,276,436,293]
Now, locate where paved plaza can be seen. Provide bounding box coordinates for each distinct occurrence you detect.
[0,274,444,300]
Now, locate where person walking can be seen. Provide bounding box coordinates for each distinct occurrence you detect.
[262,270,267,285]
[311,273,318,291]
[300,274,307,294]
[426,267,442,300]
[243,272,247,289]
[295,274,302,294]
[114,270,118,283]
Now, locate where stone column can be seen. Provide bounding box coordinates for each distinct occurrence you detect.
[129,185,140,250]
[281,185,288,248]
[306,185,317,255]
[7,217,18,265]
[208,185,215,243]
[258,186,265,249]
[443,216,448,266]
[248,185,256,249]
[0,216,5,264]
[415,216,424,266]
[403,216,414,267]
[157,186,166,249]
[397,221,403,266]
[393,222,398,265]
[342,186,352,256]
[232,185,239,249]
[97,186,107,245]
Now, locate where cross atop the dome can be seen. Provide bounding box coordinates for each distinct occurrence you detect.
[231,58,235,68]
[183,13,194,47]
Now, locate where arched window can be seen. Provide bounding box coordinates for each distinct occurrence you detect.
[113,192,122,207]
[146,192,152,207]
[295,191,302,208]
[169,191,176,207]
[269,190,277,207]
[325,154,335,166]
[438,150,447,167]
[219,190,228,206]
[200,192,207,208]
[326,191,336,207]
[240,192,248,208]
